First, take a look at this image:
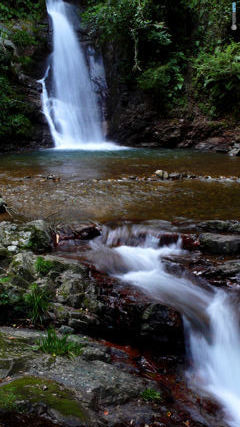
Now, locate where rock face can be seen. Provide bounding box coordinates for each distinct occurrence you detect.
[102,46,240,154]
[200,233,240,255]
[0,18,52,154]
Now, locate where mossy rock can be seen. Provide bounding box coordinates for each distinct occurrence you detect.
[0,376,89,424]
[35,256,67,277]
[0,220,52,254]
[22,220,52,254]
[0,332,34,379]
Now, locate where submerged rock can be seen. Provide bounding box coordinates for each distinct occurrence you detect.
[155,169,169,179]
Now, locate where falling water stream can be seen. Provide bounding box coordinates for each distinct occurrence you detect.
[88,225,240,427]
[40,0,120,150]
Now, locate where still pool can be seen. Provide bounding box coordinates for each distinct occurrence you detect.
[0,148,239,223]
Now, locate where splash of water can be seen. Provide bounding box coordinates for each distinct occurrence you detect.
[40,0,123,151]
[89,224,240,426]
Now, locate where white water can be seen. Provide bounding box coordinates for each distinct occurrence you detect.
[40,0,122,151]
[90,226,240,426]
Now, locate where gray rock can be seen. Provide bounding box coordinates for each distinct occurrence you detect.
[169,172,182,180]
[212,260,240,277]
[58,325,74,335]
[0,220,52,253]
[23,220,52,253]
[56,271,86,307]
[199,220,240,233]
[81,347,111,362]
[200,233,240,255]
[229,143,240,156]
[8,251,36,287]
[0,198,6,214]
[51,303,70,323]
[28,357,150,406]
[155,170,169,180]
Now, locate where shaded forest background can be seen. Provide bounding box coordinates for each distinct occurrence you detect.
[0,0,240,146]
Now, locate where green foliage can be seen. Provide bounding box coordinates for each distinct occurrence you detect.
[12,30,37,48]
[0,291,10,306]
[83,0,172,71]
[0,377,87,420]
[138,54,185,105]
[187,0,231,49]
[0,62,33,139]
[37,329,84,358]
[0,276,11,284]
[0,0,45,21]
[0,391,18,410]
[141,388,161,402]
[24,283,49,325]
[194,42,240,114]
[35,256,55,276]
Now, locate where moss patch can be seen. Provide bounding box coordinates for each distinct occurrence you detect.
[35,257,66,277]
[35,257,56,276]
[0,276,11,283]
[0,376,88,421]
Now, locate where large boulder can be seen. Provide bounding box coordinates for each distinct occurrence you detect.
[0,220,52,254]
[200,233,240,255]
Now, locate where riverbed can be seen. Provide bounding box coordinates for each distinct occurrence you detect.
[0,148,240,224]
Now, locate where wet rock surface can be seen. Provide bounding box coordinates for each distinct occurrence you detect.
[105,83,240,155]
[199,233,240,255]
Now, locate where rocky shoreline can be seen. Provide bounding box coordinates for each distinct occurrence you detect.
[0,216,239,426]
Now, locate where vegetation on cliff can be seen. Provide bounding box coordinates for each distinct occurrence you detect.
[0,0,46,144]
[83,0,240,117]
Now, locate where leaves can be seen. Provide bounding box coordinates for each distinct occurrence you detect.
[24,283,49,325]
[37,329,84,358]
[194,42,240,113]
[82,0,171,71]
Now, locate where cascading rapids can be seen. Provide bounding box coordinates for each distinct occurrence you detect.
[40,0,121,150]
[88,224,240,427]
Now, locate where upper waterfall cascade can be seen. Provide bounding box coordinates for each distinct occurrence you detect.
[40,0,120,150]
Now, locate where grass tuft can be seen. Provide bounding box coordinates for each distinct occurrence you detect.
[37,329,84,358]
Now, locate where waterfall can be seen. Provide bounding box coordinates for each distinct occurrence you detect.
[40,0,120,150]
[89,225,240,427]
